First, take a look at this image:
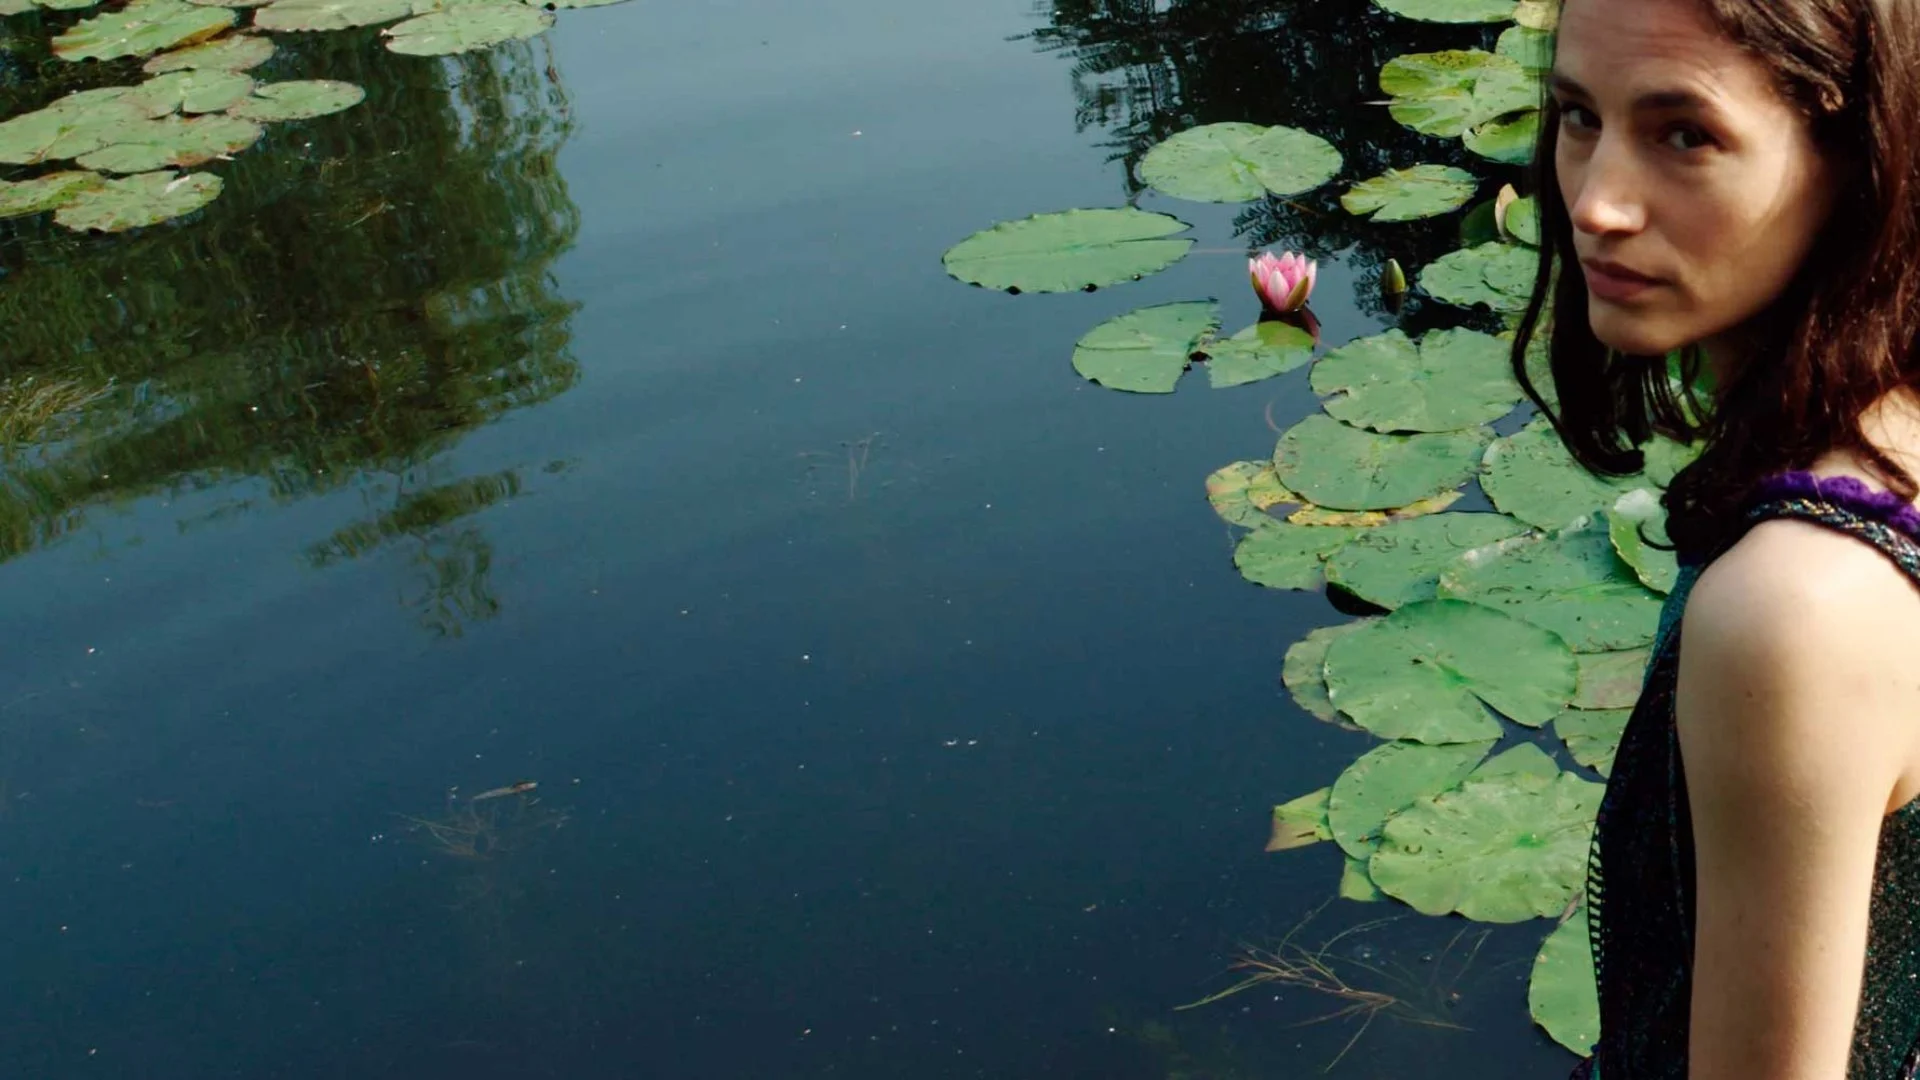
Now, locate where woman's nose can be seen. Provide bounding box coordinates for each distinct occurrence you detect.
[1568,139,1647,236]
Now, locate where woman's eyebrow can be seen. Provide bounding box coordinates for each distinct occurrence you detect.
[1548,72,1713,111]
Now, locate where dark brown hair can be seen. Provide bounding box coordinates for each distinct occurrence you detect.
[1511,0,1920,557]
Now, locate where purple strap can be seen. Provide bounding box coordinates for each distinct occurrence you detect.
[1748,470,1920,540]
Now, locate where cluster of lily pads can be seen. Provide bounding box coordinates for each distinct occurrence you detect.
[941,0,1686,1060]
[0,0,629,232]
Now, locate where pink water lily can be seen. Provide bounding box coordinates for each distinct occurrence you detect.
[1249,251,1317,313]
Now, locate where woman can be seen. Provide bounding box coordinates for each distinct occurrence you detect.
[1513,0,1920,1076]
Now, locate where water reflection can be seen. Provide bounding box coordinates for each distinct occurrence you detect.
[1027,0,1512,319]
[0,30,581,636]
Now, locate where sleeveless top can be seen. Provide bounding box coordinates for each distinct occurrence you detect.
[1582,471,1920,1080]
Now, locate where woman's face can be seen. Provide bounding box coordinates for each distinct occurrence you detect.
[1552,0,1841,356]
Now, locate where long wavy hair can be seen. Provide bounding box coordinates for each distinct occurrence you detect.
[1510,0,1920,558]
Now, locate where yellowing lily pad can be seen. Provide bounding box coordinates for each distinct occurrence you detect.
[1205,460,1296,528]
[54,169,221,231]
[1267,787,1334,852]
[0,171,104,219]
[1372,0,1517,22]
[1274,414,1489,511]
[143,32,276,72]
[1287,490,1462,527]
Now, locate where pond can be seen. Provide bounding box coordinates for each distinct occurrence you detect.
[0,0,1666,1076]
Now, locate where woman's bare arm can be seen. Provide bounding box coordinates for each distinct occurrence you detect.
[1679,519,1920,1080]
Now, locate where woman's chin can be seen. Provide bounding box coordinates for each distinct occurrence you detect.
[1588,306,1691,357]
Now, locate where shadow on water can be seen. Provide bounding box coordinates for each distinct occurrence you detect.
[0,24,581,637]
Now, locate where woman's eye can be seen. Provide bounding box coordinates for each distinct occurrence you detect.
[1661,125,1713,151]
[1559,104,1599,131]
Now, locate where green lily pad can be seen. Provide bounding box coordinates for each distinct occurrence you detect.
[1341,855,1385,902]
[1341,164,1479,223]
[53,169,221,231]
[0,170,103,219]
[1574,648,1649,710]
[1379,50,1527,137]
[1328,739,1493,859]
[1466,109,1541,165]
[1324,598,1577,743]
[1370,768,1603,922]
[1438,515,1664,653]
[1136,122,1343,203]
[252,0,415,30]
[143,32,275,72]
[1070,301,1218,394]
[1421,241,1538,312]
[1609,487,1678,593]
[75,113,262,174]
[1482,416,1644,529]
[1274,414,1490,511]
[1325,512,1532,610]
[229,79,365,121]
[382,3,552,55]
[943,208,1192,293]
[1496,24,1554,70]
[1556,707,1630,777]
[1282,620,1374,726]
[53,0,235,60]
[1199,321,1315,388]
[1473,742,1561,782]
[1532,908,1599,1054]
[1205,460,1296,528]
[1233,522,1362,591]
[1372,0,1517,22]
[127,68,256,114]
[0,97,151,165]
[1267,787,1334,852]
[1644,435,1701,488]
[1504,195,1541,246]
[1313,328,1522,433]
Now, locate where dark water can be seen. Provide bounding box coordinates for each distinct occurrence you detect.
[0,2,1571,1077]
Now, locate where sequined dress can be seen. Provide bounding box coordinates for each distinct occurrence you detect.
[1581,471,1920,1080]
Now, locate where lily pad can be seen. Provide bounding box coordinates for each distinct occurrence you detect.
[1325,512,1532,610]
[382,3,552,55]
[1327,739,1493,859]
[1274,414,1490,511]
[1341,855,1385,901]
[1313,328,1522,433]
[1472,741,1561,782]
[1288,490,1461,528]
[229,79,365,121]
[1370,768,1603,922]
[75,113,262,174]
[1324,598,1577,743]
[1136,122,1343,203]
[143,32,275,72]
[54,169,221,231]
[1205,460,1296,528]
[0,97,151,165]
[1504,195,1541,246]
[1515,0,1558,28]
[0,170,103,219]
[1556,707,1630,777]
[942,208,1192,293]
[1371,0,1517,21]
[1267,787,1333,852]
[1199,321,1315,388]
[252,0,414,30]
[53,0,235,61]
[1644,435,1701,488]
[1379,50,1527,137]
[1282,620,1374,727]
[1070,301,1219,394]
[1341,164,1479,222]
[1610,487,1678,593]
[127,68,256,114]
[1233,522,1362,591]
[1465,109,1541,165]
[1496,24,1554,71]
[1482,417,1644,529]
[1438,515,1664,652]
[1574,648,1649,710]
[1532,908,1599,1055]
[1421,241,1538,312]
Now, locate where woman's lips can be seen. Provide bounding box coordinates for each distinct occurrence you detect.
[1581,259,1663,302]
